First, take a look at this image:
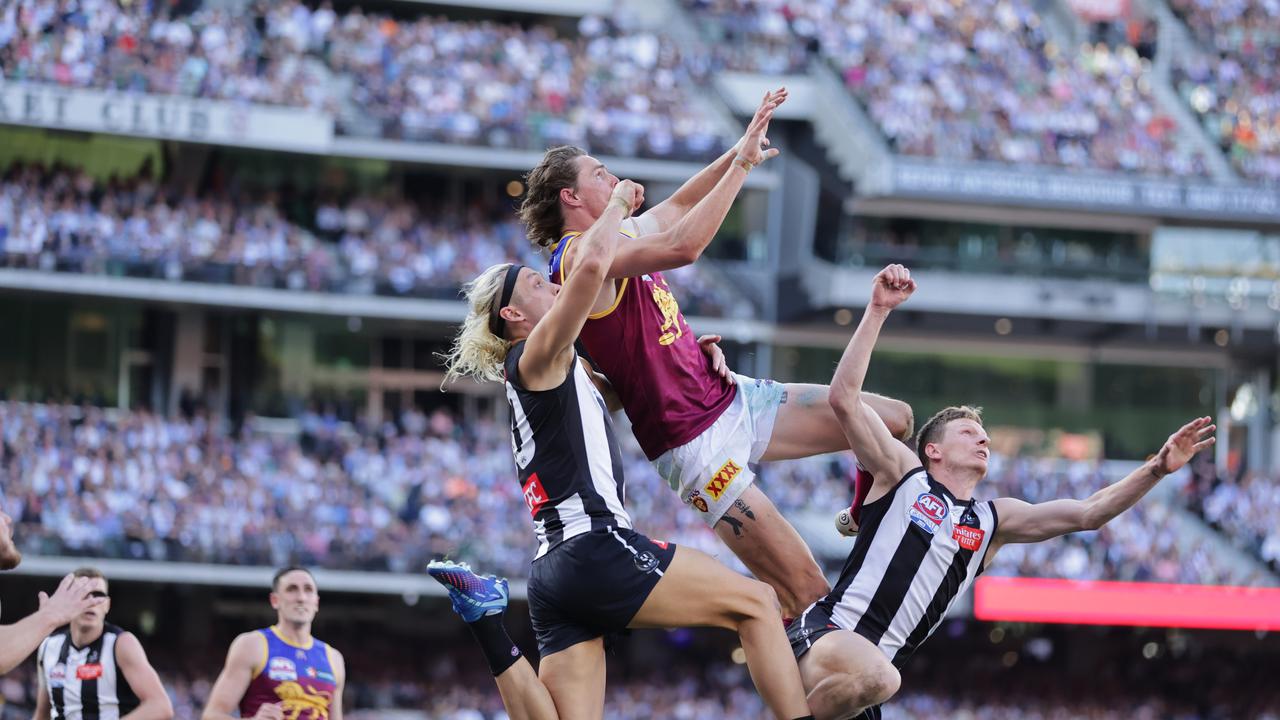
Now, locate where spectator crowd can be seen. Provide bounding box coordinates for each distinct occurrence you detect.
[0,0,728,160]
[685,0,1203,175]
[1169,0,1280,183]
[5,0,1279,180]
[1185,460,1280,572]
[0,163,749,317]
[0,400,1264,587]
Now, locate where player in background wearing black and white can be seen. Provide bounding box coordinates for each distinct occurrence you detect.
[791,264,1216,720]
[0,510,107,676]
[436,177,814,720]
[34,567,173,720]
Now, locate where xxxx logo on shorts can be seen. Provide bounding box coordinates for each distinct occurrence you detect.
[703,460,742,501]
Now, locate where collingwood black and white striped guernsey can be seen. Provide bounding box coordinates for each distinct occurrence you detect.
[504,342,632,559]
[791,467,998,668]
[37,624,140,720]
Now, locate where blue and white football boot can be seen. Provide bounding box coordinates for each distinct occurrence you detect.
[427,560,510,623]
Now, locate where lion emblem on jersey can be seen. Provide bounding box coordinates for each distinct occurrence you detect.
[648,276,684,346]
[274,681,333,720]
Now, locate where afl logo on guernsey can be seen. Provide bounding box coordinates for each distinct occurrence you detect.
[268,657,298,682]
[909,492,947,534]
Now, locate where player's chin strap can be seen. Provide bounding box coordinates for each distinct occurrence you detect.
[489,263,525,340]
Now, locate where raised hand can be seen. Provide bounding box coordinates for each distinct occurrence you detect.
[609,179,645,216]
[1153,416,1216,477]
[870,264,916,312]
[736,87,787,167]
[37,574,105,626]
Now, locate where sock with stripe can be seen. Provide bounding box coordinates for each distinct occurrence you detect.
[467,613,522,677]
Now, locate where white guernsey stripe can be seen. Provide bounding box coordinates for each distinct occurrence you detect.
[575,368,632,528]
[508,345,633,560]
[878,502,960,658]
[824,469,997,667]
[38,626,135,720]
[533,494,592,560]
[829,481,910,632]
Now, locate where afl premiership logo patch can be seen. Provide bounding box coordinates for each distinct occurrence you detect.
[268,657,298,682]
[909,492,947,534]
[634,550,659,573]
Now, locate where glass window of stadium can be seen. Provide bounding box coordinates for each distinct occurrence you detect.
[0,296,163,408]
[822,217,1150,282]
[250,315,472,424]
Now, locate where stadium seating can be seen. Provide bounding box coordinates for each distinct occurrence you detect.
[0,0,727,160]
[682,0,1205,175]
[0,164,747,316]
[1168,0,1280,182]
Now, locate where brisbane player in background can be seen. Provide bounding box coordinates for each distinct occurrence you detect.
[203,567,345,720]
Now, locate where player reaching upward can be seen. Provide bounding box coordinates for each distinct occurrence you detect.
[789,264,1217,720]
[440,177,813,720]
[203,567,345,720]
[518,89,913,618]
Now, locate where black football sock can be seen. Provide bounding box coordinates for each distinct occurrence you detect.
[468,612,522,676]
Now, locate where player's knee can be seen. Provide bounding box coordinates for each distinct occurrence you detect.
[822,662,899,715]
[862,661,900,706]
[726,578,781,627]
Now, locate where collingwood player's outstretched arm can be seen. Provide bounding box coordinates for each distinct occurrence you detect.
[519,180,637,389]
[988,417,1215,558]
[828,265,921,487]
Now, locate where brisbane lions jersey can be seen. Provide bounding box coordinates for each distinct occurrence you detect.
[549,228,736,461]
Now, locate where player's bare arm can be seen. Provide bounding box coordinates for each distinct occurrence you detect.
[520,180,636,389]
[202,632,274,720]
[827,265,921,487]
[563,93,783,284]
[33,656,51,720]
[0,574,104,674]
[116,632,175,720]
[328,647,346,720]
[988,416,1215,559]
[637,88,787,234]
